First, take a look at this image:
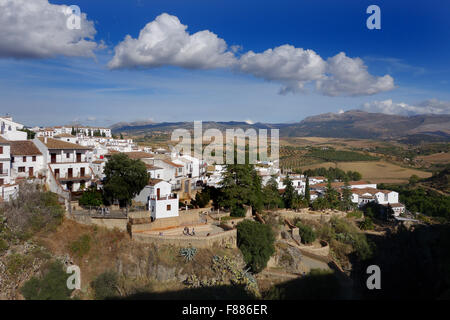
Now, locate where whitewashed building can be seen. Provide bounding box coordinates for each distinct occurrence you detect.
[10,140,45,179]
[0,116,27,141]
[134,179,179,220]
[0,137,19,201]
[34,137,93,192]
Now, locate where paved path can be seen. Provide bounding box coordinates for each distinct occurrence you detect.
[300,255,331,271]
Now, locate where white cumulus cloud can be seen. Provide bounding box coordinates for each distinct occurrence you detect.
[316,52,395,96]
[108,13,395,97]
[0,0,100,59]
[363,98,450,115]
[108,13,236,69]
[238,45,326,94]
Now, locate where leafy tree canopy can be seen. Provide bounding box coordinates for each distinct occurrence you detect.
[103,153,149,207]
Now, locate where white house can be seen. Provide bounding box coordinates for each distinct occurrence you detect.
[145,164,165,180]
[0,116,27,141]
[54,133,78,144]
[134,179,179,220]
[0,137,19,201]
[34,137,93,192]
[308,176,326,185]
[10,140,45,179]
[350,187,404,216]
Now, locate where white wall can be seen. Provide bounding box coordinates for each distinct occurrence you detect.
[11,154,45,179]
[150,197,179,219]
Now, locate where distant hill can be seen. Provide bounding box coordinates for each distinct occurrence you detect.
[111,110,450,142]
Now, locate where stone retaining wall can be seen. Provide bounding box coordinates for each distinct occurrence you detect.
[279,209,346,223]
[129,211,202,233]
[132,229,237,249]
[67,214,128,231]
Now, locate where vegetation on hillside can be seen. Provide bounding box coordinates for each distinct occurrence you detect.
[302,167,362,181]
[305,148,379,162]
[20,261,73,300]
[1,184,64,240]
[237,220,275,273]
[378,182,450,220]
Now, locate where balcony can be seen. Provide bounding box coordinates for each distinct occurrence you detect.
[57,174,91,182]
[149,193,177,201]
[0,169,8,177]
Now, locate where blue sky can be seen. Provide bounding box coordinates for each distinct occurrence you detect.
[0,0,449,127]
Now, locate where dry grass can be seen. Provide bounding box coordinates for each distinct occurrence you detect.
[300,160,432,183]
[416,152,450,165]
[35,218,242,298]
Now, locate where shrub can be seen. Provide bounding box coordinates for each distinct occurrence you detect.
[191,188,211,208]
[2,184,64,236]
[79,187,103,207]
[0,238,8,253]
[20,261,73,300]
[347,210,363,219]
[91,271,119,299]
[69,234,91,259]
[5,253,33,276]
[328,217,373,261]
[296,222,316,244]
[237,220,275,273]
[231,205,246,217]
[359,217,374,230]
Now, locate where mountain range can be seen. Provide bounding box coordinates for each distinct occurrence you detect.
[111,110,450,142]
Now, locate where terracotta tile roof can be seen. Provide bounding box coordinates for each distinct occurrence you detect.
[389,203,405,208]
[124,151,154,160]
[0,136,10,144]
[350,187,379,195]
[10,140,42,156]
[145,164,163,170]
[38,137,91,150]
[163,159,184,168]
[54,133,75,138]
[148,178,164,186]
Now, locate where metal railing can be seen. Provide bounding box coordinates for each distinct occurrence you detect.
[0,169,9,176]
[149,193,177,200]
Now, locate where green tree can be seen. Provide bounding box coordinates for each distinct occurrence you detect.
[340,179,353,211]
[359,216,374,230]
[79,186,103,207]
[409,174,420,186]
[20,261,73,300]
[103,153,149,208]
[296,222,316,244]
[305,177,311,206]
[283,176,296,209]
[19,128,36,139]
[237,220,275,273]
[191,187,211,208]
[262,177,283,209]
[71,127,76,136]
[120,133,124,139]
[352,171,362,181]
[325,180,339,209]
[219,164,263,216]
